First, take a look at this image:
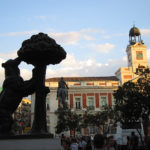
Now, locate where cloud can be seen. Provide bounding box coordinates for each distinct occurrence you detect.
[108,56,127,66]
[83,35,95,41]
[3,51,150,87]
[34,16,47,20]
[49,32,81,45]
[46,54,127,79]
[141,29,150,36]
[0,50,17,59]
[20,68,32,80]
[103,35,111,39]
[0,57,33,86]
[0,53,128,86]
[89,43,115,53]
[80,28,105,34]
[0,28,103,45]
[0,30,39,37]
[0,58,5,86]
[114,33,128,37]
[48,28,102,45]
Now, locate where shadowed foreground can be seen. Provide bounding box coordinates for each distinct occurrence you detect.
[0,138,61,150]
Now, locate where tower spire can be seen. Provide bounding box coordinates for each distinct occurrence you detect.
[133,21,135,27]
[129,26,142,45]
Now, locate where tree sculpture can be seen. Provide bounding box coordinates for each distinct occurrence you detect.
[17,33,66,134]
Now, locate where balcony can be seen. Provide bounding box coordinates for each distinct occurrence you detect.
[87,106,95,111]
[74,106,82,110]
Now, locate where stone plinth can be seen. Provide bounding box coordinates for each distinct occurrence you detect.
[0,138,61,150]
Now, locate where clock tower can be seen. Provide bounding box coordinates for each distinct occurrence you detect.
[126,26,148,72]
[116,26,148,85]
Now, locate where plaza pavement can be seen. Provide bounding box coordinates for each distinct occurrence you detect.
[0,138,61,150]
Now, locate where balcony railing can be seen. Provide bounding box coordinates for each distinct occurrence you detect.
[87,106,95,110]
[74,106,82,110]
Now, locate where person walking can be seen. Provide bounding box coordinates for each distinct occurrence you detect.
[85,137,92,150]
[93,134,105,150]
[70,138,78,150]
[130,132,139,150]
[78,137,87,150]
[106,136,117,150]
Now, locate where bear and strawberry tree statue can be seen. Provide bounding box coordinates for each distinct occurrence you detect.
[17,33,66,134]
[0,32,66,136]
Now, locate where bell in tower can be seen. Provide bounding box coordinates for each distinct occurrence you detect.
[129,26,144,45]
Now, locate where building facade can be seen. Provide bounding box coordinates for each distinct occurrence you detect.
[44,76,119,135]
[31,26,149,136]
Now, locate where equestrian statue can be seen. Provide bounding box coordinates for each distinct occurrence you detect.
[57,77,69,108]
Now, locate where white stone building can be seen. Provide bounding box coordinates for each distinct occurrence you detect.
[31,26,149,136]
[45,76,119,136]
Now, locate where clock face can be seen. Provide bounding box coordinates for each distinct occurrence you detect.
[136,51,143,60]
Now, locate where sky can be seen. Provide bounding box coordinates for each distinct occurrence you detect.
[0,0,150,86]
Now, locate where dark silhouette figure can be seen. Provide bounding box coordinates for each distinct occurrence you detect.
[57,77,69,107]
[0,58,37,135]
[86,137,92,150]
[130,132,139,150]
[93,134,105,150]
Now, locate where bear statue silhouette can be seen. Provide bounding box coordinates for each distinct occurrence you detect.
[0,57,37,135]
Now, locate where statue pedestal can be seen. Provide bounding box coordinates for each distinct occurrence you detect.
[0,134,53,140]
[0,136,60,150]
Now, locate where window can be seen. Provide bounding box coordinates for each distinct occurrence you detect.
[46,98,50,111]
[87,97,94,106]
[46,116,50,124]
[47,104,50,110]
[86,82,94,85]
[100,96,107,107]
[88,126,95,134]
[87,97,95,110]
[75,97,81,109]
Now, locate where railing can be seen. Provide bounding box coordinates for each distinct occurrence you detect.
[74,106,82,110]
[87,106,95,110]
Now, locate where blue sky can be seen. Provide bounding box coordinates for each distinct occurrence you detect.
[0,0,150,85]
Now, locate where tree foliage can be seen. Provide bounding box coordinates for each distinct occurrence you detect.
[114,67,150,140]
[55,105,81,136]
[83,106,115,134]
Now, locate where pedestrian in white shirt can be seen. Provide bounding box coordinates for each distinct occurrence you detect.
[70,138,78,150]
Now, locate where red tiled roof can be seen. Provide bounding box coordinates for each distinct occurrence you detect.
[46,76,119,82]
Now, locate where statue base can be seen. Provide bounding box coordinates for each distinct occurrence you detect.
[0,134,60,150]
[0,133,53,139]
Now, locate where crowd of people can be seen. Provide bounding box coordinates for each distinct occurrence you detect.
[60,133,119,150]
[60,132,150,150]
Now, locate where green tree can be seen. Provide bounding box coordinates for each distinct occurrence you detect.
[55,105,81,136]
[83,106,115,135]
[67,111,82,136]
[55,106,69,134]
[114,67,150,144]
